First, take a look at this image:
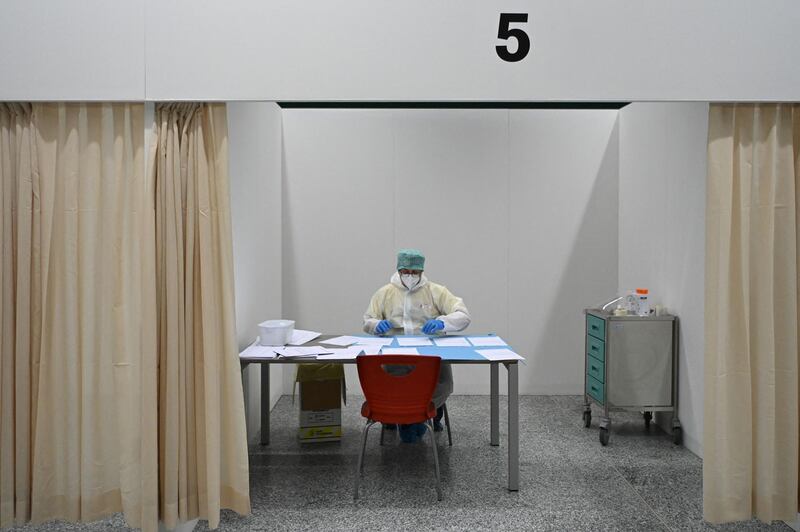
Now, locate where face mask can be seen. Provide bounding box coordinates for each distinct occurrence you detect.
[401,274,420,290]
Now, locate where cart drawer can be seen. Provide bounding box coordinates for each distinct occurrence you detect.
[586,334,605,362]
[586,314,606,341]
[586,375,605,404]
[586,354,605,383]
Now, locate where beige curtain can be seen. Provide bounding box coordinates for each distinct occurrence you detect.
[704,103,800,523]
[149,103,250,529]
[0,103,158,530]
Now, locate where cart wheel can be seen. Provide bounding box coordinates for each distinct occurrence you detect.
[582,410,592,428]
[643,411,652,429]
[599,427,609,446]
[672,427,682,446]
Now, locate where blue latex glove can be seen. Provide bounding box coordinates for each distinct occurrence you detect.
[375,319,392,335]
[422,319,445,334]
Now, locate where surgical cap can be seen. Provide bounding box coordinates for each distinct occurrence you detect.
[397,249,425,271]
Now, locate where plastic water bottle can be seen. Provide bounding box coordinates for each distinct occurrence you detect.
[635,288,650,316]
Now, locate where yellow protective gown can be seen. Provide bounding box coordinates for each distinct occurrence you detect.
[362,272,471,406]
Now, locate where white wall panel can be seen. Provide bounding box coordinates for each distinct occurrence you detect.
[393,110,509,394]
[508,110,620,395]
[281,110,396,393]
[619,102,708,456]
[0,0,145,100]
[229,102,284,442]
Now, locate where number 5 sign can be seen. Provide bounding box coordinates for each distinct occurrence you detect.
[496,13,531,62]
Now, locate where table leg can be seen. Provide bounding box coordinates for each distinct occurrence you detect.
[490,362,499,446]
[260,363,270,446]
[241,362,248,402]
[241,362,249,438]
[507,362,519,491]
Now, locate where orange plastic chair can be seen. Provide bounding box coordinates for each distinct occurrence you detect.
[353,354,443,501]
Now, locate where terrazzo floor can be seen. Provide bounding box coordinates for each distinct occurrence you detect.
[4,395,793,531]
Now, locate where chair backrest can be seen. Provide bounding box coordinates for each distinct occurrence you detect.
[356,354,441,425]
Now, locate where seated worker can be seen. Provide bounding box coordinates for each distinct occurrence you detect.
[363,248,471,442]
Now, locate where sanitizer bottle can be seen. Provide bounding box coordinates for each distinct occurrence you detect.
[635,288,650,316]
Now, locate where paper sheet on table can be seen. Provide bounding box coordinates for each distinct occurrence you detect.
[433,337,472,347]
[288,329,321,345]
[476,348,525,362]
[319,335,359,346]
[316,347,365,360]
[381,347,420,355]
[353,337,394,346]
[396,337,433,347]
[239,340,279,359]
[276,346,333,357]
[468,336,508,347]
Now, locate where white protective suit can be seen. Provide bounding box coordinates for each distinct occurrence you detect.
[362,272,471,407]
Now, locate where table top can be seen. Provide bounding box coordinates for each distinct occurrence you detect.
[239,334,522,365]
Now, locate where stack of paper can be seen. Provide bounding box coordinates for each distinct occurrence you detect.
[381,347,420,355]
[239,341,279,359]
[397,337,433,347]
[275,346,333,358]
[319,335,360,346]
[476,348,525,362]
[353,337,394,347]
[468,336,508,347]
[316,346,365,361]
[433,337,472,347]
[288,329,322,345]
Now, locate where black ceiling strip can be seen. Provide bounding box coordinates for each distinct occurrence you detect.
[277,101,630,110]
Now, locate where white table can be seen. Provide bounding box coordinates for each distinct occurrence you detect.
[240,334,520,491]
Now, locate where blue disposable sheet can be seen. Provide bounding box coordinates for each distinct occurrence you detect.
[354,334,509,362]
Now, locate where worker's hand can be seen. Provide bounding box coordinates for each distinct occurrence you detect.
[375,320,393,335]
[422,319,445,334]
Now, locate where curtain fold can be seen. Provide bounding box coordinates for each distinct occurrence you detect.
[704,103,800,523]
[0,103,158,530]
[149,102,250,530]
[0,102,37,527]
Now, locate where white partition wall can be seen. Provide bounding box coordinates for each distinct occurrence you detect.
[228,102,284,442]
[618,102,709,456]
[0,0,145,100]
[281,108,619,395]
[393,110,512,394]
[5,1,800,101]
[143,0,800,101]
[392,111,510,334]
[281,110,398,393]
[508,111,620,395]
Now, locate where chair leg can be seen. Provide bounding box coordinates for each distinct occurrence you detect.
[361,421,375,476]
[354,420,374,500]
[427,420,443,501]
[443,404,452,447]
